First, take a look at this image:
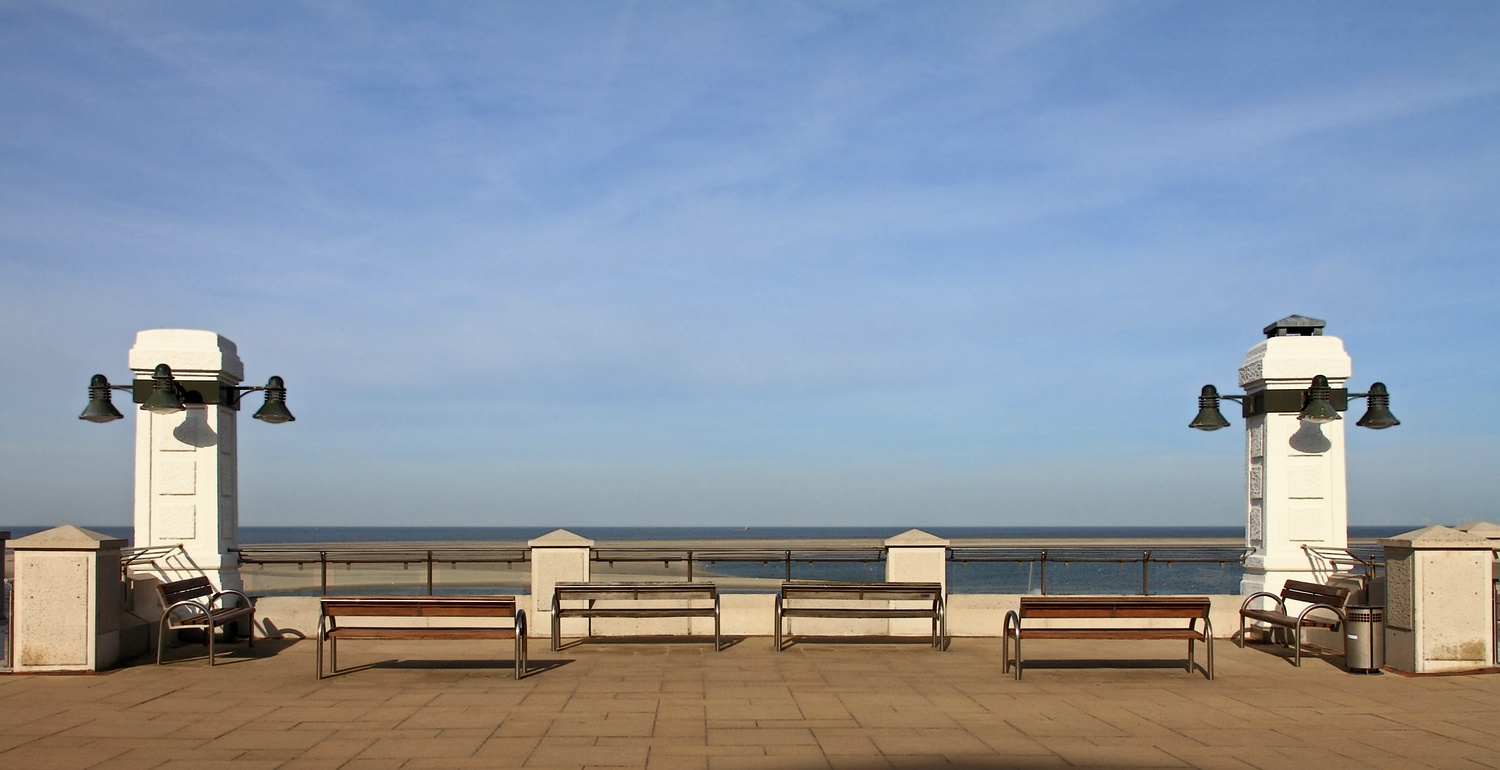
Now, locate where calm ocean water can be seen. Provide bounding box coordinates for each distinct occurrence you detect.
[6,524,1412,595]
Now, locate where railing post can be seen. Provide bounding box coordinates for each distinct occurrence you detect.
[426,550,434,596]
[1142,550,1151,596]
[1039,550,1048,595]
[320,551,327,596]
[686,551,693,582]
[785,551,792,581]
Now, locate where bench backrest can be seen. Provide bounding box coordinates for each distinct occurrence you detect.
[1018,596,1210,620]
[554,583,717,601]
[780,582,942,601]
[1280,580,1349,607]
[158,576,215,606]
[321,596,518,618]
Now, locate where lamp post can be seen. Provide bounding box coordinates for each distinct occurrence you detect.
[1190,316,1398,597]
[80,330,293,589]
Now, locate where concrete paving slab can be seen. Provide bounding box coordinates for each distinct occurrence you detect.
[0,637,1497,769]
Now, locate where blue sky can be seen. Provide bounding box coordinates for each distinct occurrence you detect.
[2,2,1497,528]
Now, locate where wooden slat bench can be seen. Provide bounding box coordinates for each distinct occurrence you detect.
[1238,579,1349,667]
[774,581,946,651]
[316,596,528,679]
[156,576,256,666]
[1003,596,1213,680]
[551,583,721,651]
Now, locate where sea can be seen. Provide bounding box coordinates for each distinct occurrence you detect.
[4,525,1412,595]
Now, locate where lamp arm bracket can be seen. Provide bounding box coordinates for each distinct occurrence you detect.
[1219,394,1246,404]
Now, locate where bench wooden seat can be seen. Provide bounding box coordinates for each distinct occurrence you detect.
[1003,596,1213,680]
[775,581,946,651]
[317,596,527,679]
[156,576,256,666]
[1238,580,1349,667]
[551,583,721,651]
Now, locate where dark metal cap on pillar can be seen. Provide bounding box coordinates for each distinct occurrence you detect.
[1263,315,1326,338]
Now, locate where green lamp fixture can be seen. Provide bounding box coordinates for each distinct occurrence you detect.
[78,374,126,423]
[249,376,295,424]
[140,364,187,414]
[1354,382,1400,429]
[1188,385,1233,431]
[1297,374,1340,424]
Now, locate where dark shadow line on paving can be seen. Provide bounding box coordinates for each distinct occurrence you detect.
[554,635,745,651]
[325,658,573,676]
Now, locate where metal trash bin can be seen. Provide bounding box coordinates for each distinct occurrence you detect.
[1344,605,1385,674]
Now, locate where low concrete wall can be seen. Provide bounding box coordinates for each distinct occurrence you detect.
[250,593,1247,640]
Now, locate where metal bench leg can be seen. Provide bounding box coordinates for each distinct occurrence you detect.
[156,615,170,665]
[714,608,721,652]
[207,623,216,667]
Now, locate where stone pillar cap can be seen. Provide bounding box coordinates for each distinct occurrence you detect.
[529,529,595,548]
[129,329,245,382]
[1379,525,1494,549]
[1263,315,1326,337]
[884,528,950,547]
[1456,521,1500,540]
[11,525,128,551]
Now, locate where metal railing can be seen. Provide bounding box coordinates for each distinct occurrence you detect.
[235,546,530,596]
[948,546,1249,595]
[232,542,1255,596]
[590,547,886,583]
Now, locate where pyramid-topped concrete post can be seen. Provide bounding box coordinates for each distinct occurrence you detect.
[529,529,593,639]
[130,330,246,590]
[1238,316,1352,597]
[886,529,949,636]
[1381,526,1496,673]
[10,526,127,672]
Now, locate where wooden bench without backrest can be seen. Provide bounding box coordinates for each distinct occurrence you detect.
[775,581,946,651]
[317,596,527,679]
[1238,579,1349,667]
[551,583,721,651]
[1003,596,1213,680]
[156,576,256,666]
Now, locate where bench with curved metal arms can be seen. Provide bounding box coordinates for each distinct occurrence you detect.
[1238,579,1349,667]
[156,576,256,665]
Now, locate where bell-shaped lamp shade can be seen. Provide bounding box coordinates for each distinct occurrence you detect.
[79,374,124,423]
[252,375,295,424]
[1189,384,1232,431]
[1298,374,1341,424]
[140,363,186,414]
[1356,382,1400,429]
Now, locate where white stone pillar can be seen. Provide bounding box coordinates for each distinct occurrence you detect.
[1381,526,1495,673]
[10,526,126,672]
[529,529,593,638]
[129,330,245,590]
[1238,317,1352,597]
[885,529,949,636]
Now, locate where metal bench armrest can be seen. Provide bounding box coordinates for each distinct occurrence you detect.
[210,589,253,611]
[163,598,214,626]
[1239,592,1284,613]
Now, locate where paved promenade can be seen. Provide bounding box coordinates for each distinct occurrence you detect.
[2,636,1497,769]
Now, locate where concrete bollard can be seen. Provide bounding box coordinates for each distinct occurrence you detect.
[529,529,593,638]
[885,529,949,636]
[10,526,127,672]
